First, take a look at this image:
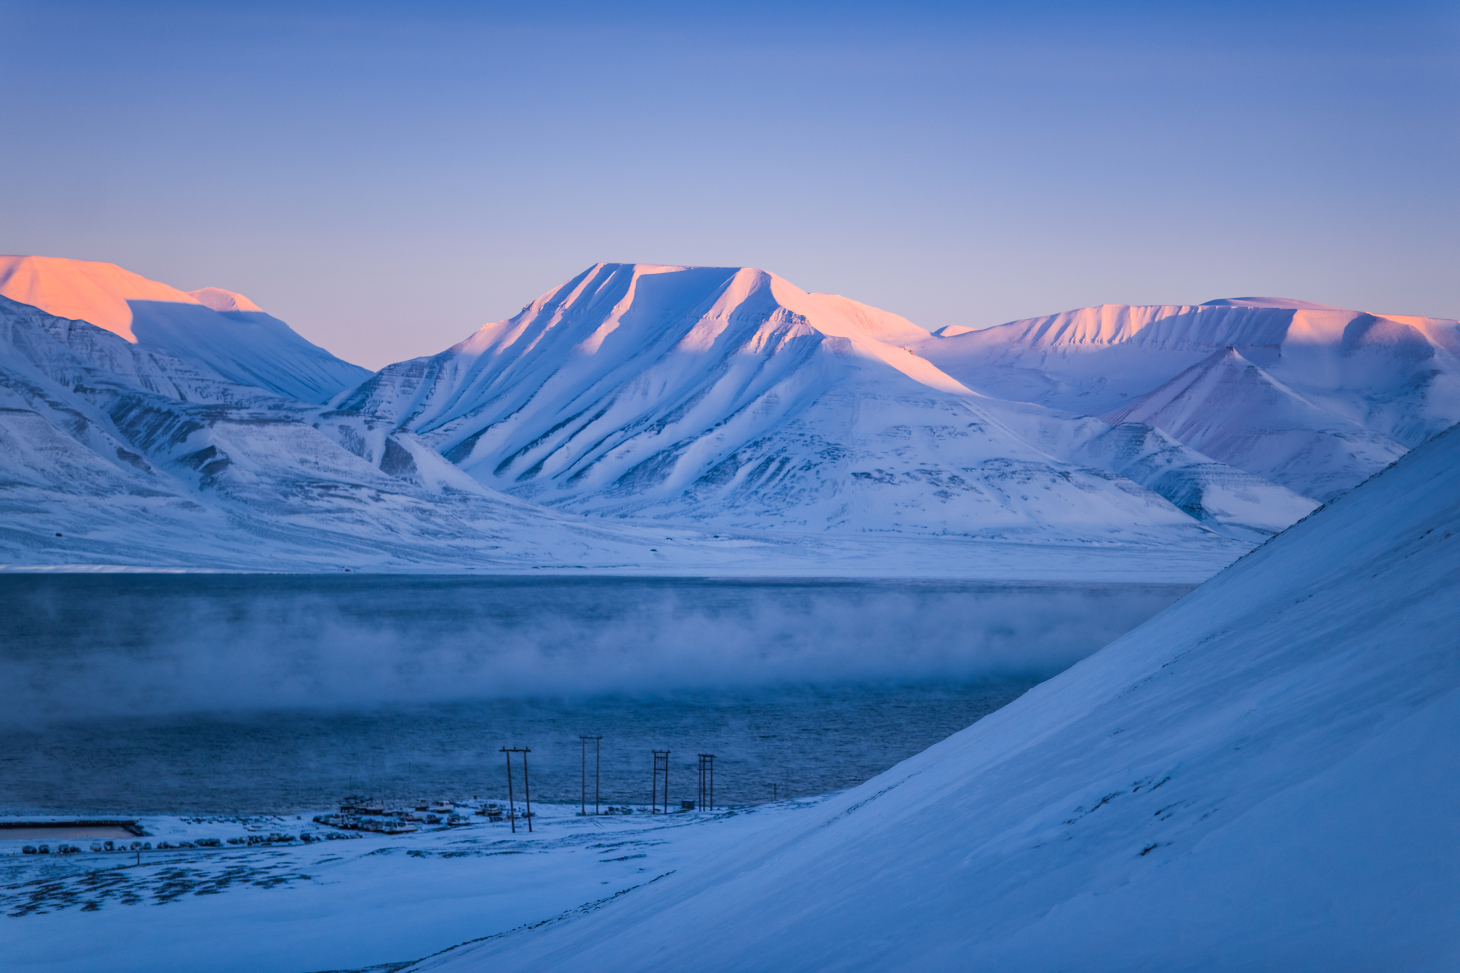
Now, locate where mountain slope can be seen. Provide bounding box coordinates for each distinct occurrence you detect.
[915,299,1460,436]
[0,295,688,571]
[915,297,1460,502]
[415,420,1460,973]
[0,255,371,403]
[333,263,1226,543]
[1103,347,1406,501]
[1057,418,1321,539]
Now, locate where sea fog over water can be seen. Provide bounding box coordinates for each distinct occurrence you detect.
[0,576,1192,814]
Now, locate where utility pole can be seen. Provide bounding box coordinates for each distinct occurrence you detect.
[501,747,532,833]
[523,749,532,833]
[698,754,715,812]
[652,750,670,814]
[581,735,602,816]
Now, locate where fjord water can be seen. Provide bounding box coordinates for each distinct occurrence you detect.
[0,575,1191,814]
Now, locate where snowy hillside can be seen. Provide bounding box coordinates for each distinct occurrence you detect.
[333,263,1265,542]
[0,256,370,402]
[412,421,1460,973]
[915,297,1460,501]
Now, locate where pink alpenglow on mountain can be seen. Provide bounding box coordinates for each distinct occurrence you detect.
[0,255,369,402]
[0,254,191,342]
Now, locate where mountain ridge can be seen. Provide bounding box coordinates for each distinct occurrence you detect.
[0,255,370,403]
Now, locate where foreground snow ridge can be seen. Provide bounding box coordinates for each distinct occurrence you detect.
[408,423,1460,972]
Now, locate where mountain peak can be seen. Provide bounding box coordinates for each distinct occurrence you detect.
[0,254,199,341]
[492,263,933,356]
[0,254,368,402]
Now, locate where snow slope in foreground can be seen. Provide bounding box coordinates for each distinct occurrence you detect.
[414,423,1460,972]
[0,255,370,402]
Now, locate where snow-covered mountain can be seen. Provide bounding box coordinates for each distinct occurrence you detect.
[0,256,371,402]
[915,297,1460,501]
[1101,346,1405,501]
[333,263,1280,543]
[0,291,1239,578]
[413,419,1460,973]
[2,257,1453,572]
[0,293,692,571]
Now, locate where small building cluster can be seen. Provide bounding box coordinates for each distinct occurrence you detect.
[314,798,474,834]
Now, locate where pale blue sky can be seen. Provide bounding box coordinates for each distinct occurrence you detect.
[2,0,1456,367]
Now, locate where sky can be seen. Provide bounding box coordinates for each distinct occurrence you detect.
[2,0,1457,369]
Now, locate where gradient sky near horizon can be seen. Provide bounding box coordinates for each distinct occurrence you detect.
[2,0,1457,368]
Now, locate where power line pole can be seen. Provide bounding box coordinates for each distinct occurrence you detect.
[501,747,532,833]
[580,735,602,816]
[698,754,715,812]
[523,749,533,833]
[652,750,670,814]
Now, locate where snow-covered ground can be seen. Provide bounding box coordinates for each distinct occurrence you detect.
[381,422,1460,971]
[3,256,1457,970]
[1,801,816,973]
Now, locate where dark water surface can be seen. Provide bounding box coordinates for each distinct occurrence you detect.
[0,575,1193,813]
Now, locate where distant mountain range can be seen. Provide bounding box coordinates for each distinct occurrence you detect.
[915,296,1457,501]
[1,256,1454,575]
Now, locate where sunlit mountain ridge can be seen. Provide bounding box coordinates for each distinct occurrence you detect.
[0,255,370,403]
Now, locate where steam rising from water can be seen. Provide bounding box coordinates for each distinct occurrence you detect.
[1,576,1192,722]
[2,576,1194,813]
